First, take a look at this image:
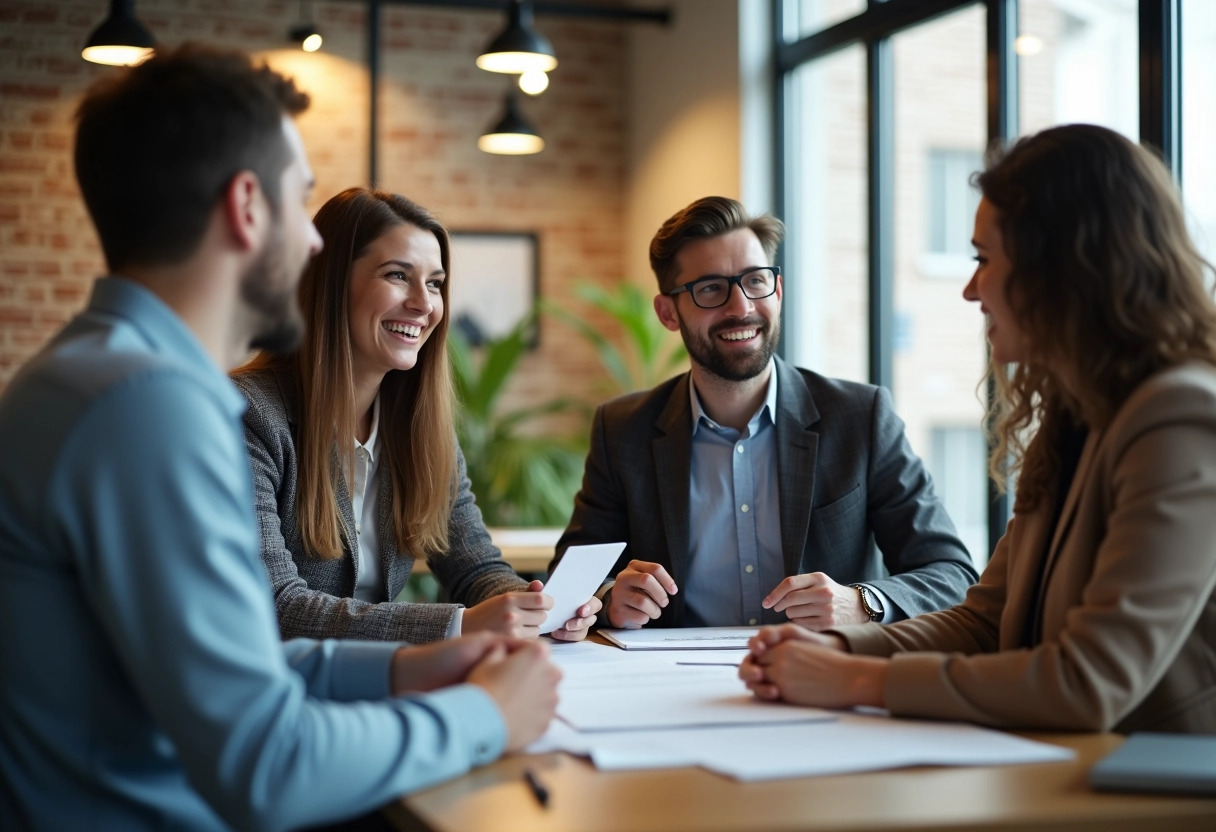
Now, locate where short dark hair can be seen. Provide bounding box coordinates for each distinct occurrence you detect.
[74,44,310,272]
[649,196,785,293]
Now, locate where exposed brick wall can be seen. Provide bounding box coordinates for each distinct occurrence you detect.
[0,0,628,425]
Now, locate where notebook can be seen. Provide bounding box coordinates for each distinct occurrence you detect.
[1089,732,1216,797]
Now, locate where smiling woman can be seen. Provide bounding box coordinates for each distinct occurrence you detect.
[230,187,601,645]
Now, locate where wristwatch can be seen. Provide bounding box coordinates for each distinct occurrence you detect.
[850,584,884,622]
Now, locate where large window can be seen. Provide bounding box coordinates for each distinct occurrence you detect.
[777,0,1190,562]
[1019,0,1139,138]
[1182,0,1216,269]
[784,46,868,383]
[785,0,868,40]
[892,5,988,564]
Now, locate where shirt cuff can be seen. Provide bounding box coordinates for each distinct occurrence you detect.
[445,607,464,639]
[412,683,509,766]
[328,640,407,701]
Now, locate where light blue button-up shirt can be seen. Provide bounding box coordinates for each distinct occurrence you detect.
[682,364,892,626]
[0,278,505,831]
[685,368,786,627]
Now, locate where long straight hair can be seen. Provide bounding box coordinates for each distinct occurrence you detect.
[237,187,457,560]
[977,124,1216,511]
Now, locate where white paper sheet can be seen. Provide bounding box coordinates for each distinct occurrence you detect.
[528,711,1073,780]
[538,542,625,634]
[547,641,747,668]
[599,626,759,650]
[677,713,1077,781]
[555,658,832,731]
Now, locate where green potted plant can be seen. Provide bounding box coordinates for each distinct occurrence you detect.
[448,313,586,528]
[546,281,688,397]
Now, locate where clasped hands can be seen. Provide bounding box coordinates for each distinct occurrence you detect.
[462,579,602,642]
[737,624,888,709]
[391,633,562,751]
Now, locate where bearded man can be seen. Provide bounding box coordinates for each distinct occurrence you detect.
[552,196,978,631]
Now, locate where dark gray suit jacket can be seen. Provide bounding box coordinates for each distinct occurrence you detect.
[553,357,978,626]
[235,368,526,644]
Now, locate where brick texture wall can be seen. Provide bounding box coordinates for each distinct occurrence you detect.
[0,0,629,423]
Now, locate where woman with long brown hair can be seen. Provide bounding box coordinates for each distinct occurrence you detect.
[739,124,1216,733]
[234,187,599,643]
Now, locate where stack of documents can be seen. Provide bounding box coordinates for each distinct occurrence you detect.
[530,635,1075,781]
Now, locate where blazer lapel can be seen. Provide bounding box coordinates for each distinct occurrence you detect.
[1040,428,1103,590]
[377,462,410,600]
[1011,427,1103,646]
[999,506,1052,650]
[653,374,693,593]
[774,359,821,577]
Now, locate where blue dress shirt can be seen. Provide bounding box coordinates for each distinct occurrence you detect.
[0,278,505,831]
[683,365,892,626]
[684,371,786,626]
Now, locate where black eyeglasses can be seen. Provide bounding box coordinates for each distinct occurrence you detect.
[668,266,780,309]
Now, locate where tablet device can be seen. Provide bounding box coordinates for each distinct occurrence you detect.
[1090,732,1216,796]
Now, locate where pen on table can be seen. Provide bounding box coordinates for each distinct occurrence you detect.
[523,767,549,809]
[675,661,740,667]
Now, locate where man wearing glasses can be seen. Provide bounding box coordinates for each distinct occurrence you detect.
[553,196,977,631]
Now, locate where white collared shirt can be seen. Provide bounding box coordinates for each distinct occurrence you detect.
[351,396,384,603]
[350,397,463,637]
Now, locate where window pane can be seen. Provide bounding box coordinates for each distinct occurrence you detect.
[893,4,989,567]
[784,45,867,383]
[1182,0,1216,270]
[1019,0,1139,139]
[783,0,868,42]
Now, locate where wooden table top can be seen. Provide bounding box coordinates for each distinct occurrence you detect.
[384,730,1216,832]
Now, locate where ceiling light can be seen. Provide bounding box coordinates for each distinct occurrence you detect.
[81,0,156,66]
[289,1,323,53]
[291,24,323,53]
[518,69,549,96]
[478,92,544,155]
[476,0,557,75]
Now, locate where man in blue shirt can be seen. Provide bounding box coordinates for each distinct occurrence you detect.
[0,45,559,831]
[554,196,977,630]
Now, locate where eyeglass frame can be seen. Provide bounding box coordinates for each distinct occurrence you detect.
[666,266,782,309]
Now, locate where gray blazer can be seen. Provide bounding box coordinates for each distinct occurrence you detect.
[235,368,527,644]
[553,357,978,626]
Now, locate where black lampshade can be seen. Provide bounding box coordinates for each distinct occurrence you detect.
[82,0,156,66]
[289,22,323,52]
[478,93,544,155]
[476,1,557,75]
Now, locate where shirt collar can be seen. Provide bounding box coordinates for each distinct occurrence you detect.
[89,276,246,418]
[688,359,778,435]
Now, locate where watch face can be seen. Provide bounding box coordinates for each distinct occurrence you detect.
[858,586,882,620]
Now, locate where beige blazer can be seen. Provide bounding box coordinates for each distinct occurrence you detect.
[839,362,1216,733]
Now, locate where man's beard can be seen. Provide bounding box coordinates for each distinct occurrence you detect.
[679,313,780,382]
[240,223,305,355]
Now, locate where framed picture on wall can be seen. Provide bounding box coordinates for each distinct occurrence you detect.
[448,230,539,348]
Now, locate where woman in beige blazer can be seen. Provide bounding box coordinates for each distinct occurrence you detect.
[739,124,1216,734]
